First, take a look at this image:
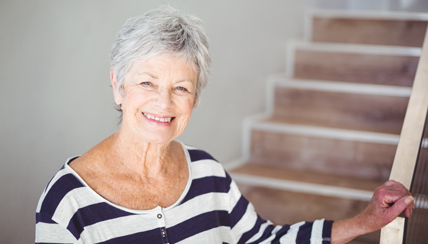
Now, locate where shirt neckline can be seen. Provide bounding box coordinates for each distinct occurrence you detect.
[64,140,193,214]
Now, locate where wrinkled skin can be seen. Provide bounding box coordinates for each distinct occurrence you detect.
[362,180,414,230]
[332,180,414,244]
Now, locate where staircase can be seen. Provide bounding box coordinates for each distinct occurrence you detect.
[229,10,428,244]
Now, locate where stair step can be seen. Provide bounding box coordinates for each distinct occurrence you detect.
[268,78,410,134]
[308,10,428,47]
[288,42,420,86]
[232,179,379,243]
[236,184,369,228]
[237,184,380,243]
[229,164,382,243]
[231,163,382,194]
[245,118,398,181]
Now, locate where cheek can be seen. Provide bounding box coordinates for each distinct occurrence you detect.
[122,89,144,110]
[181,96,195,116]
[176,99,194,128]
[174,115,192,136]
[120,89,149,123]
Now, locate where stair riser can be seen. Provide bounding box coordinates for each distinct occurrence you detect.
[312,17,427,47]
[273,88,409,134]
[293,50,419,86]
[250,130,396,181]
[237,184,379,243]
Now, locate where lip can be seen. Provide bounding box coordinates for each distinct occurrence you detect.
[142,112,175,126]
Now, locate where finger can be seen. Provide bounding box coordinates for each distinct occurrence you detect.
[383,180,410,192]
[384,180,397,187]
[380,185,412,205]
[381,190,409,206]
[404,205,412,217]
[383,183,411,197]
[389,196,414,218]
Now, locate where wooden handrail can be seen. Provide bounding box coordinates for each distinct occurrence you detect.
[379,26,428,244]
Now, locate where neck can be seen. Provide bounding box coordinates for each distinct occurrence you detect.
[109,127,178,179]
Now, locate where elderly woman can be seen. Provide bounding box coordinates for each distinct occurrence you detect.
[36,6,414,244]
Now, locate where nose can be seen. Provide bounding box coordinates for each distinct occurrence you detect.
[154,87,173,110]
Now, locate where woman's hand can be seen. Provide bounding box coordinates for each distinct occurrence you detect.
[359,180,414,231]
[331,180,414,244]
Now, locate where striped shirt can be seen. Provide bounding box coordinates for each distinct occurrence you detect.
[36,143,333,243]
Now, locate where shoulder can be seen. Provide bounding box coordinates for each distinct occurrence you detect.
[182,143,231,183]
[182,144,219,163]
[67,135,115,189]
[68,135,112,172]
[36,159,87,223]
[36,158,136,241]
[179,145,235,205]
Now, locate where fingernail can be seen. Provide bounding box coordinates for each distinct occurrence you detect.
[405,196,414,204]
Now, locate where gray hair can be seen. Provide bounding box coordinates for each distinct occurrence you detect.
[110,5,211,107]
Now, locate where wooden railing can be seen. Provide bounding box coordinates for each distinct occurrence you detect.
[380,27,428,244]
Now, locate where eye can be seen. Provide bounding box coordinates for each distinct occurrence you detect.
[140,81,152,86]
[176,86,189,92]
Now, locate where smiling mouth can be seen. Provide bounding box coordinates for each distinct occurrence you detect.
[142,112,175,123]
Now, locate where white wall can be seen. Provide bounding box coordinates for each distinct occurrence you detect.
[0,0,310,242]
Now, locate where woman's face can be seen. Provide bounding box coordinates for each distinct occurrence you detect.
[112,54,198,145]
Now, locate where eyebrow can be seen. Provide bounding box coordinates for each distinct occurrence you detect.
[136,72,195,84]
[137,72,158,79]
[175,79,194,84]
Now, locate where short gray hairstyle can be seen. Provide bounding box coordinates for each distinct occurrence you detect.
[110,5,211,107]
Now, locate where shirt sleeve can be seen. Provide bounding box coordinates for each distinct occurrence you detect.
[36,212,77,244]
[226,172,333,244]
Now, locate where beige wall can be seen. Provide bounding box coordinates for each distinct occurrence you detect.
[0,0,309,242]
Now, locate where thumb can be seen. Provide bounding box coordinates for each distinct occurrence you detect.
[388,195,414,218]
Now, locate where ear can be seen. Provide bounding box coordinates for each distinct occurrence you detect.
[110,67,123,105]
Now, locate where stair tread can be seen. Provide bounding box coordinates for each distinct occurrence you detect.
[310,9,428,21]
[291,41,422,55]
[269,76,412,96]
[252,117,400,141]
[268,117,401,135]
[231,163,384,192]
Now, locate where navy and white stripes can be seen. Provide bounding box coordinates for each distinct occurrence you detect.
[36,143,333,243]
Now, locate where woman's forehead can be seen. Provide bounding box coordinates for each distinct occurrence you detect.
[126,55,198,81]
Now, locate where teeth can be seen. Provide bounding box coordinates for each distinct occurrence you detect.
[143,113,172,123]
